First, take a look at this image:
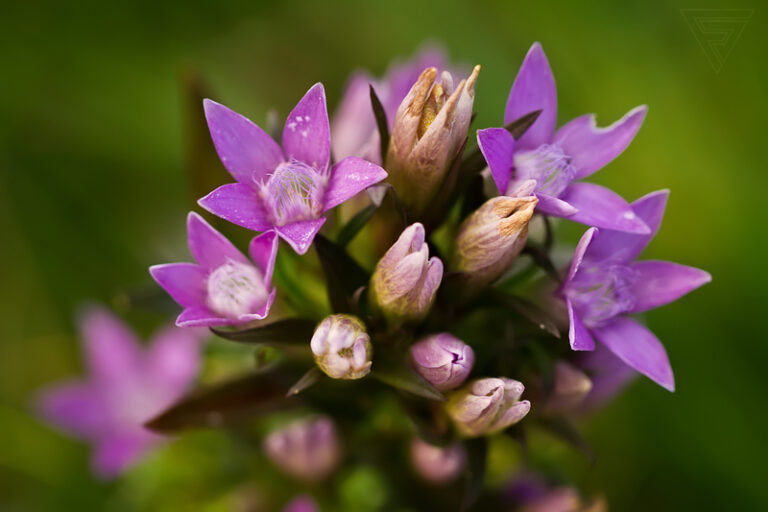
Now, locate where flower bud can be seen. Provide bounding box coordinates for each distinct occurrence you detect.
[310,315,372,379]
[451,196,537,293]
[263,416,340,481]
[369,223,444,324]
[544,361,593,413]
[410,438,466,484]
[386,66,480,216]
[446,378,531,437]
[410,333,474,391]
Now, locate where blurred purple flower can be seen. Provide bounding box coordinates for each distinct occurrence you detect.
[263,416,340,481]
[150,212,278,327]
[283,495,319,512]
[560,190,711,390]
[410,333,474,391]
[35,306,201,478]
[331,46,461,164]
[409,438,466,484]
[543,361,593,414]
[477,42,650,234]
[575,342,638,412]
[199,83,387,254]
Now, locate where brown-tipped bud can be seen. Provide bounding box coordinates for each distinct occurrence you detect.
[386,65,481,217]
[446,378,531,437]
[450,196,537,292]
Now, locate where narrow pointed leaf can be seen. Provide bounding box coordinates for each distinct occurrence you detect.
[337,203,378,247]
[286,367,323,397]
[461,437,488,512]
[488,290,560,338]
[523,244,562,284]
[314,234,370,314]
[505,109,542,139]
[146,373,295,433]
[372,352,446,401]
[211,318,317,345]
[370,85,390,163]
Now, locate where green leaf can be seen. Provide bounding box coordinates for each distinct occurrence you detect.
[488,290,561,338]
[314,234,370,314]
[522,243,562,284]
[145,373,295,433]
[372,352,446,402]
[370,85,390,163]
[537,416,596,464]
[286,367,323,397]
[337,203,378,247]
[461,437,488,511]
[210,318,317,345]
[505,109,541,139]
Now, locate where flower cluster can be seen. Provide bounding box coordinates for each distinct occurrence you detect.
[36,42,709,510]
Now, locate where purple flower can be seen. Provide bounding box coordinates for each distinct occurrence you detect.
[409,438,467,484]
[263,416,340,481]
[560,190,711,391]
[150,212,278,328]
[332,46,461,164]
[410,333,475,391]
[370,223,444,324]
[199,83,388,254]
[477,42,650,234]
[35,306,201,478]
[283,495,319,512]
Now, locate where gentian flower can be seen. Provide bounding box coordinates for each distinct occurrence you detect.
[263,416,340,481]
[35,306,200,478]
[150,212,278,328]
[409,438,467,484]
[332,46,460,164]
[560,190,711,390]
[477,42,650,234]
[200,83,388,254]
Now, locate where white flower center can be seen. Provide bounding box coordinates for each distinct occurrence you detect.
[206,260,268,319]
[511,143,575,197]
[260,160,326,226]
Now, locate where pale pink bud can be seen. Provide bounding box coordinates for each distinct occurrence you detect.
[263,416,340,481]
[310,314,372,380]
[446,377,531,437]
[410,438,466,484]
[544,361,593,413]
[370,223,443,324]
[410,333,474,391]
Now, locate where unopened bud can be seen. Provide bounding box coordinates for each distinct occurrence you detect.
[310,315,372,380]
[263,416,340,481]
[369,223,443,324]
[544,361,593,413]
[446,378,531,437]
[410,333,474,391]
[410,438,466,484]
[387,65,480,216]
[451,196,537,292]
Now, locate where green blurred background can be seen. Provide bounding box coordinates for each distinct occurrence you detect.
[1,0,766,510]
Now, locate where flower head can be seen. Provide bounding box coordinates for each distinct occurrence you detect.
[477,42,650,233]
[446,377,531,437]
[409,438,466,484]
[370,223,444,324]
[560,190,711,391]
[410,333,474,391]
[311,314,373,380]
[386,65,480,216]
[332,46,461,164]
[451,196,537,292]
[263,416,340,481]
[150,212,278,327]
[199,83,388,254]
[35,306,201,478]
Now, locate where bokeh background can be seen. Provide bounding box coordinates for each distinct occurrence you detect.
[1,0,766,510]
